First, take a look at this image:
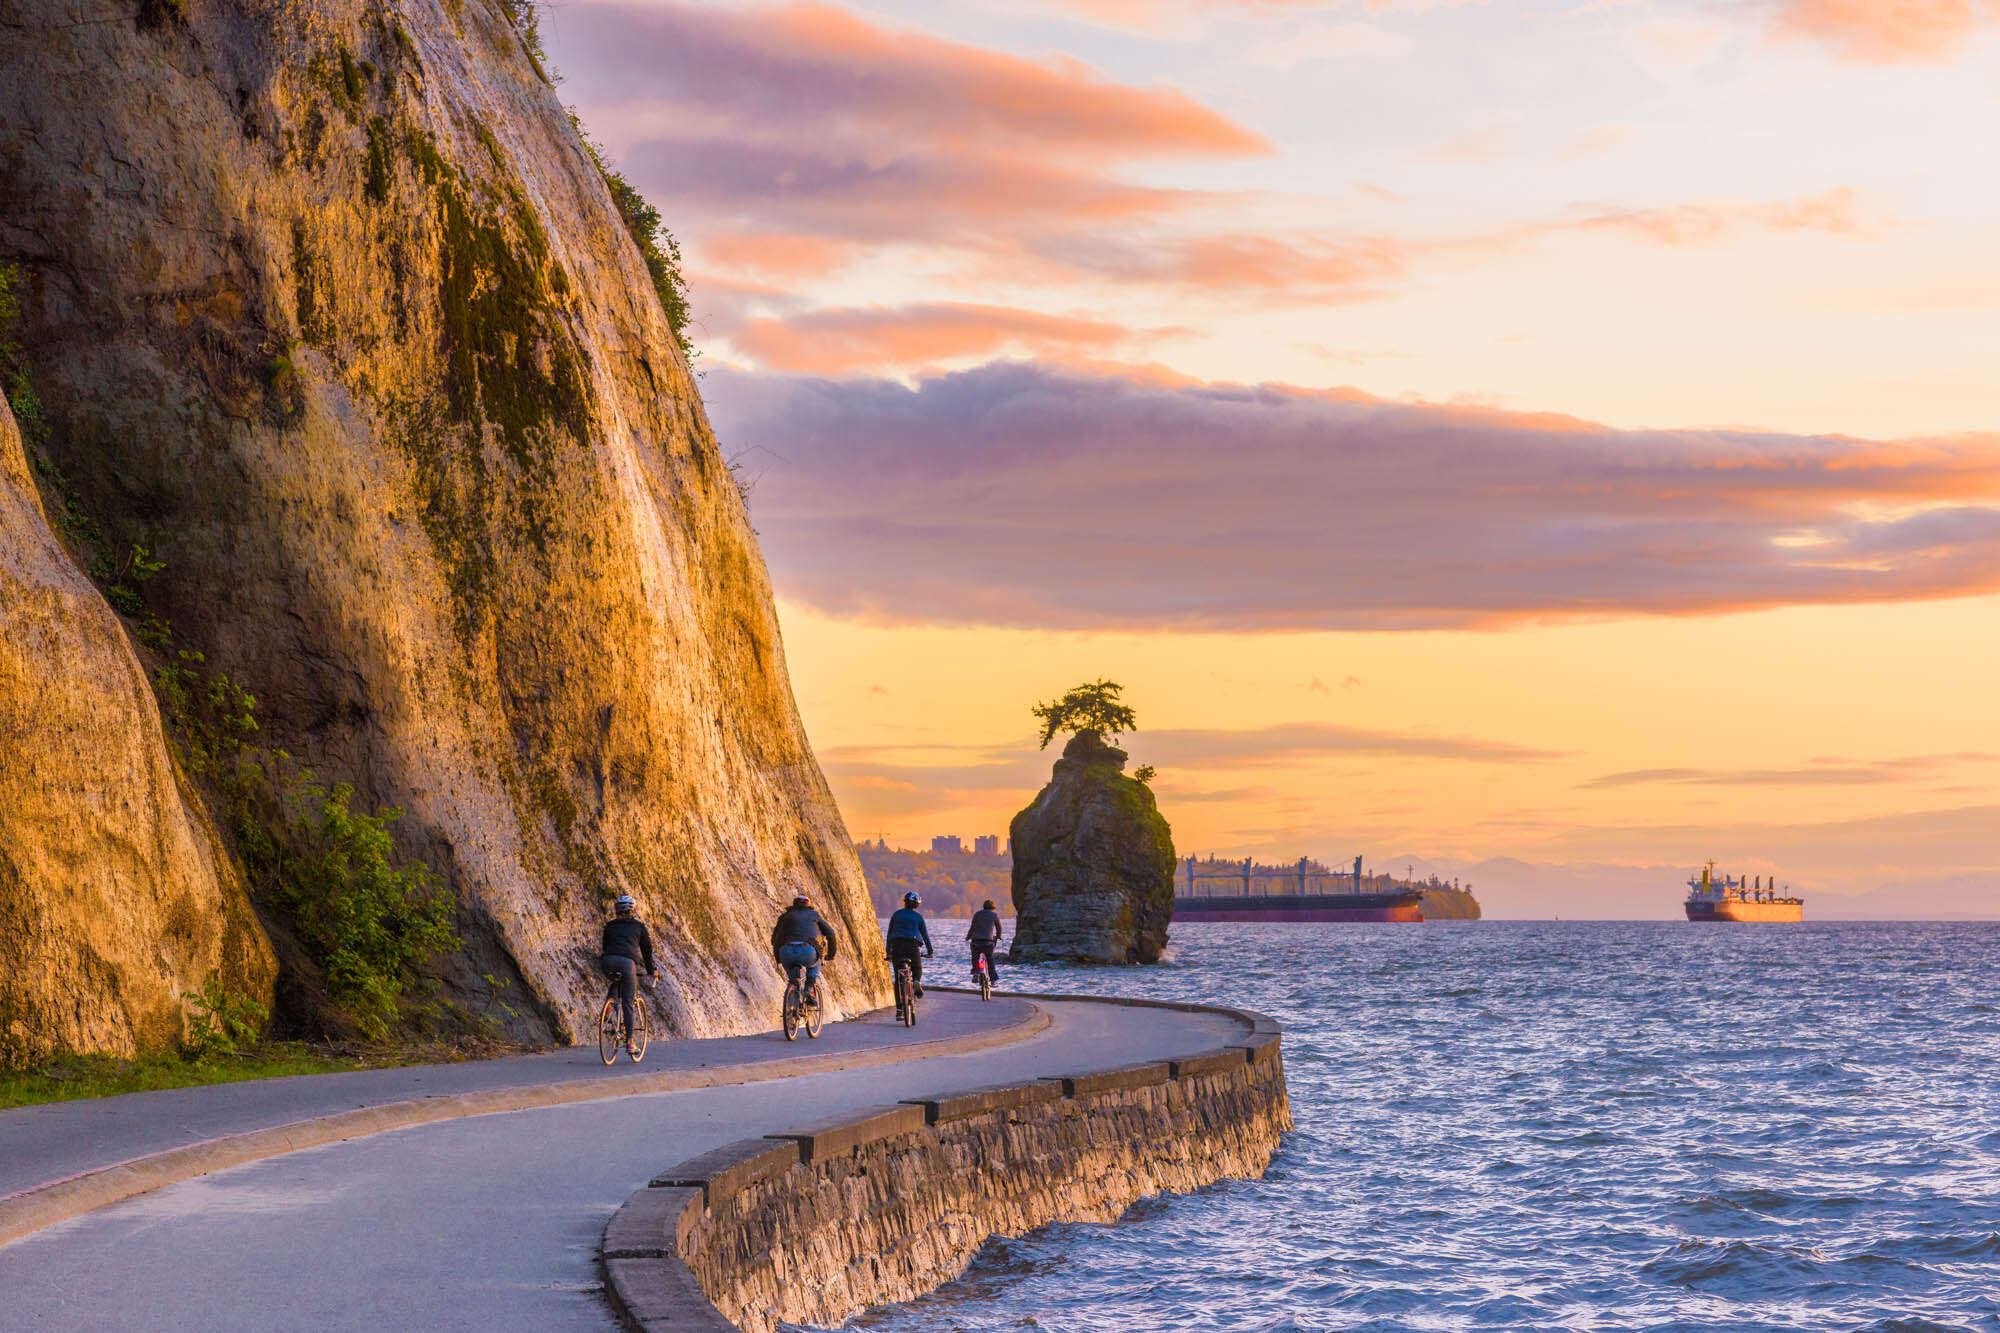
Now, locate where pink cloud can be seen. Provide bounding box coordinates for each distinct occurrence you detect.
[548,2,1883,307]
[702,360,2000,631]
[1768,0,1998,64]
[729,302,1144,374]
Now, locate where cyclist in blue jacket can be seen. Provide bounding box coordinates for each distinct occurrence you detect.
[884,892,933,997]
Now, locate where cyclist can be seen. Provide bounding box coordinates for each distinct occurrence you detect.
[885,891,933,997]
[770,893,837,1003]
[967,898,1004,986]
[599,893,657,1057]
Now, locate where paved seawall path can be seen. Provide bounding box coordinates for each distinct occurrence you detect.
[0,994,1247,1330]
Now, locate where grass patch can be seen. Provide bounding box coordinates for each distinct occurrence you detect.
[0,1036,534,1111]
[0,1047,369,1110]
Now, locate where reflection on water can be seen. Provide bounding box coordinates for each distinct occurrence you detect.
[848,921,2000,1331]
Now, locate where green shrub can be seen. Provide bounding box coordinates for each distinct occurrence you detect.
[260,781,458,1040]
[567,114,696,367]
[154,650,259,783]
[181,974,268,1059]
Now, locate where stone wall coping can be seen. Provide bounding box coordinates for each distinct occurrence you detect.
[1231,1029,1283,1066]
[1042,1060,1172,1098]
[605,1254,738,1332]
[649,1137,800,1206]
[765,1104,927,1162]
[929,986,1280,1037]
[604,991,1286,1331]
[900,1079,1064,1125]
[1169,1048,1251,1081]
[605,1184,704,1259]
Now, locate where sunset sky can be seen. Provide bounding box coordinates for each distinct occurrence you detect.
[545,0,2000,916]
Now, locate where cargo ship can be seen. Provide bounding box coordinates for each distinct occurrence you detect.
[1172,855,1475,923]
[1684,863,1804,922]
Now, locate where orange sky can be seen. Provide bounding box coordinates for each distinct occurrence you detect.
[546,0,2000,914]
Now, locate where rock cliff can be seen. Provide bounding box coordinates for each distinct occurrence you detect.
[0,0,887,1054]
[0,394,276,1064]
[1009,731,1175,964]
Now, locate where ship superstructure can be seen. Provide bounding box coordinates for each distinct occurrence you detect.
[1684,862,1804,922]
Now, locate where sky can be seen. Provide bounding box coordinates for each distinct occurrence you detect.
[542,0,2000,916]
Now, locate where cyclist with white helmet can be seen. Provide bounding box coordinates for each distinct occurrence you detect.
[600,893,657,1057]
[884,891,933,997]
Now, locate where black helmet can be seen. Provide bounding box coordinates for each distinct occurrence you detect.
[903,892,921,907]
[982,899,996,911]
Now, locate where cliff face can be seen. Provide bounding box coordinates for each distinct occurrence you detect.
[0,0,887,1049]
[0,394,276,1064]
[1009,732,1175,964]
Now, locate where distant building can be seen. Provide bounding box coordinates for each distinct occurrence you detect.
[931,835,963,855]
[973,834,1000,856]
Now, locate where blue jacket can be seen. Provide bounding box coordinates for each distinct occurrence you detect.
[885,907,932,950]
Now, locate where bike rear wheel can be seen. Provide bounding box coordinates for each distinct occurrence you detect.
[805,982,824,1038]
[896,967,917,1026]
[782,980,801,1041]
[597,996,620,1066]
[630,996,650,1062]
[979,968,992,1001]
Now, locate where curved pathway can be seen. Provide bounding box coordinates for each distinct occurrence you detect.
[0,995,1039,1204]
[0,995,1244,1331]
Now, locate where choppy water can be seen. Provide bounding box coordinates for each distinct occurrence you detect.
[853,921,2000,1332]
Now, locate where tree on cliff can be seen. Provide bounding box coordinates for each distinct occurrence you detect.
[1032,679,1138,750]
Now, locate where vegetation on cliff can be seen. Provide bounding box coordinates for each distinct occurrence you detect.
[0,0,885,1068]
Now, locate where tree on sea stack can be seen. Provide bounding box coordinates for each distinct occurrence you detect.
[1009,680,1176,965]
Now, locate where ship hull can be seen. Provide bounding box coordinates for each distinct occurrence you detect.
[1685,900,1803,923]
[1174,892,1423,923]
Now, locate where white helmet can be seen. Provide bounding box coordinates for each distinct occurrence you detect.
[613,894,636,914]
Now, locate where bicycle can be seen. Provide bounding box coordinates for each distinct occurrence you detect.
[782,970,826,1041]
[972,950,992,1001]
[893,958,917,1026]
[597,975,651,1065]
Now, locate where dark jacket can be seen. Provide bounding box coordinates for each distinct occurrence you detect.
[771,906,837,960]
[968,908,1004,943]
[885,907,932,950]
[601,917,655,973]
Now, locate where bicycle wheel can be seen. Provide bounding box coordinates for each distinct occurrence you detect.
[893,967,909,1024]
[597,996,619,1065]
[805,982,824,1038]
[979,968,991,1002]
[900,969,917,1027]
[782,980,800,1041]
[630,996,650,1062]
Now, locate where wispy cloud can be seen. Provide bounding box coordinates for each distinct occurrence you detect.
[551,0,1265,282]
[1580,754,2000,790]
[1139,723,1563,766]
[728,302,1154,375]
[1766,0,1999,65]
[549,0,1876,310]
[703,360,2000,631]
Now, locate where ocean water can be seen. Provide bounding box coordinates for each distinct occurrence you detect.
[852,921,2000,1332]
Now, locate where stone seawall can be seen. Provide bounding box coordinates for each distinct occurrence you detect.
[601,999,1291,1332]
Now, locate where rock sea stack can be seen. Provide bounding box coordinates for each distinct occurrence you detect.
[1008,731,1175,965]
